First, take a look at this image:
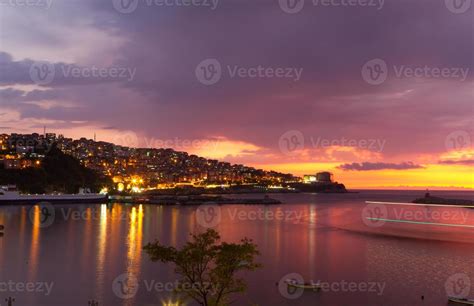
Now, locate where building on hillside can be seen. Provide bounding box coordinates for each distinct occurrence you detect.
[303,172,334,184]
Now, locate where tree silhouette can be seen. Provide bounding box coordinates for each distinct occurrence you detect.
[144,229,261,306]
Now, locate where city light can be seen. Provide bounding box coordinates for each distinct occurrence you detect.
[99,187,108,194]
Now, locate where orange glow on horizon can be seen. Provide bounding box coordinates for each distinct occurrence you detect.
[254,162,473,190]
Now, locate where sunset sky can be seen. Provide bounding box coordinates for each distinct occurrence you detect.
[0,0,472,189]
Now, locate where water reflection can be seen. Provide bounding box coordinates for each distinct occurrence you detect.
[81,207,93,274]
[0,191,472,306]
[96,204,108,297]
[308,205,316,274]
[171,207,178,247]
[28,206,40,282]
[124,205,144,306]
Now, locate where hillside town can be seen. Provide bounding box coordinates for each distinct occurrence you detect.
[0,132,301,192]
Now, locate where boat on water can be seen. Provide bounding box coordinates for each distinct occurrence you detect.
[448,297,474,305]
[284,278,321,290]
[0,185,108,204]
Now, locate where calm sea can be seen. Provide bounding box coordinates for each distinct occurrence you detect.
[0,190,473,306]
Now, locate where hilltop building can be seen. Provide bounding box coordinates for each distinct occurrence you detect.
[303,172,334,184]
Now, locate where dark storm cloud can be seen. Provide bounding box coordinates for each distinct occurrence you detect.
[0,0,472,161]
[0,52,136,87]
[90,0,473,153]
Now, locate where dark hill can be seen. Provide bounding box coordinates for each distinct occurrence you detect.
[0,144,112,194]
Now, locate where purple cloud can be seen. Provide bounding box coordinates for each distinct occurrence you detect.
[0,0,472,166]
[439,160,474,165]
[338,162,424,171]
